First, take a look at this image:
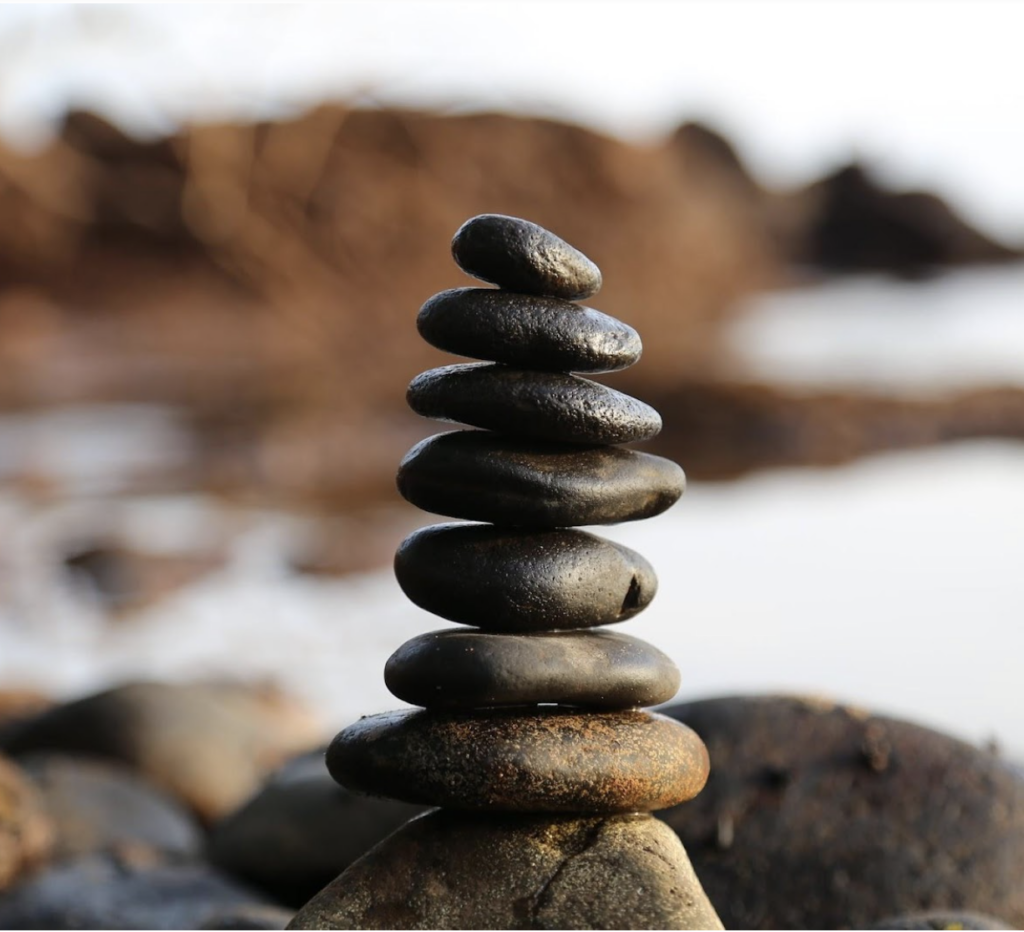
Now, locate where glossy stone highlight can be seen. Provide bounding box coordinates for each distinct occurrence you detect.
[417,289,640,372]
[385,629,680,710]
[328,708,709,813]
[451,214,602,300]
[394,523,657,631]
[407,363,661,444]
[397,431,684,527]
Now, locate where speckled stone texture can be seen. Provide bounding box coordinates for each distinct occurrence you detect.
[394,523,657,631]
[450,214,603,300]
[328,708,708,813]
[397,430,684,527]
[417,288,640,372]
[407,363,661,444]
[287,810,722,930]
[384,629,680,710]
[659,695,1024,930]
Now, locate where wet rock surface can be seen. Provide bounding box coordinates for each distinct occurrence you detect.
[328,708,708,813]
[0,681,323,823]
[397,430,685,526]
[658,695,1024,930]
[407,363,661,444]
[288,809,722,931]
[0,851,274,930]
[17,753,203,860]
[417,288,641,372]
[394,523,657,630]
[207,751,425,908]
[385,628,680,710]
[0,755,53,892]
[451,213,603,300]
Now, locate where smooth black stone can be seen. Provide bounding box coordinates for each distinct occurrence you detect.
[451,214,602,300]
[394,523,657,631]
[417,288,640,373]
[397,431,684,527]
[385,629,679,710]
[407,363,661,445]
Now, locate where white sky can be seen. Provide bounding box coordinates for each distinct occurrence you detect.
[0,1,1021,241]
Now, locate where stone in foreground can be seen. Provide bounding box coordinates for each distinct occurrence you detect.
[417,288,640,372]
[394,523,657,631]
[385,629,679,710]
[328,708,708,812]
[407,363,662,444]
[287,809,722,930]
[397,431,685,527]
[451,213,603,300]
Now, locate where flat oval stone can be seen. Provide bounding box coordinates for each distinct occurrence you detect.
[417,288,640,373]
[394,523,657,631]
[397,431,684,526]
[327,708,708,813]
[451,214,602,300]
[407,363,661,444]
[385,629,680,710]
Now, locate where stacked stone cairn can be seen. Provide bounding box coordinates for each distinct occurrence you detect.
[289,215,722,930]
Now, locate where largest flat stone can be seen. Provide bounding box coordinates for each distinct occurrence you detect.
[417,288,640,372]
[328,708,708,813]
[288,810,723,930]
[394,523,657,631]
[397,431,684,526]
[451,213,603,300]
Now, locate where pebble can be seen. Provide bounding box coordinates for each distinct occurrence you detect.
[0,851,274,931]
[450,213,602,300]
[417,288,640,372]
[288,810,722,930]
[0,681,323,823]
[658,695,1024,930]
[328,708,708,813]
[17,753,203,861]
[397,430,685,526]
[407,363,661,444]
[394,523,657,631]
[385,629,679,710]
[0,754,53,892]
[207,751,424,908]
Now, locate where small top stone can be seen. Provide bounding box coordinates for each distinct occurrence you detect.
[451,214,602,300]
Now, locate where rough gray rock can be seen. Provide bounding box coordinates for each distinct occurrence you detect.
[659,694,1024,930]
[288,810,722,930]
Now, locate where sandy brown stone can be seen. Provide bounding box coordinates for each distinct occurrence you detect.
[288,809,722,930]
[385,629,680,710]
[451,213,603,300]
[1,682,323,823]
[394,523,657,631]
[659,694,1024,930]
[397,430,684,527]
[328,708,708,813]
[407,363,661,444]
[0,754,53,891]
